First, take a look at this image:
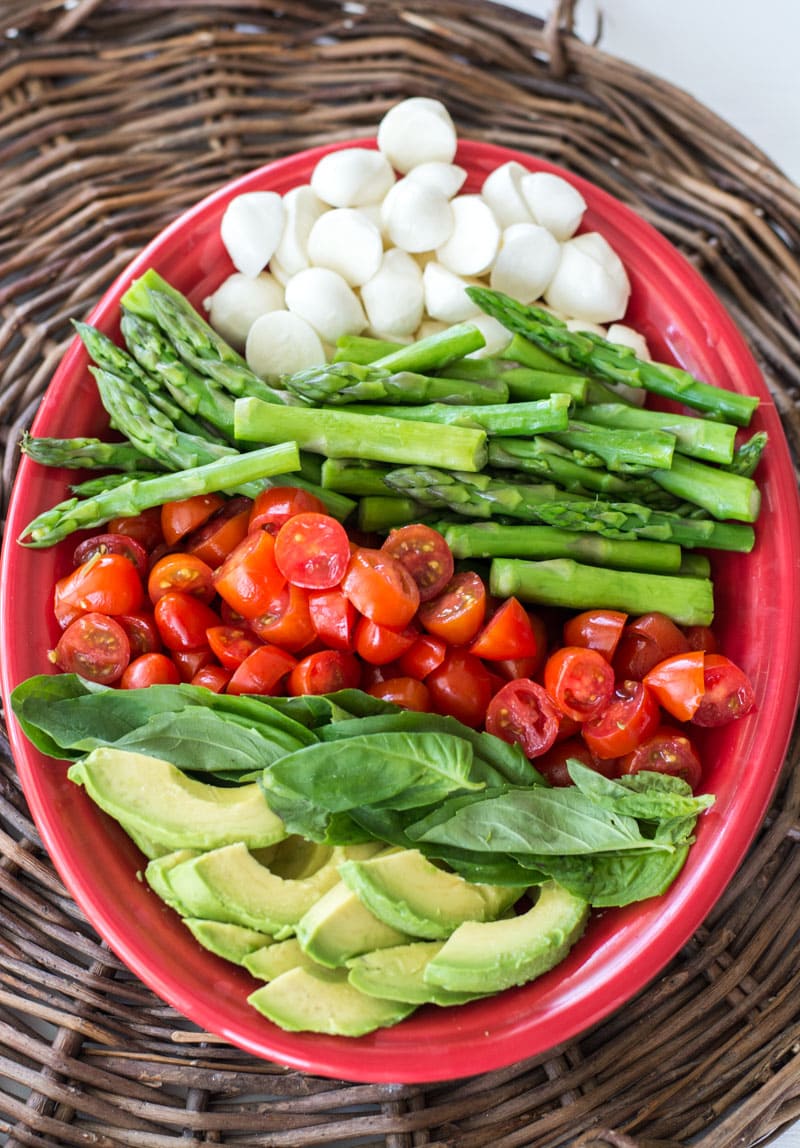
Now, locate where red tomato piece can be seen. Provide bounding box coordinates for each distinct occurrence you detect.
[469,597,540,661]
[185,496,252,568]
[115,610,162,658]
[227,644,298,696]
[120,652,181,689]
[543,646,615,723]
[536,736,617,788]
[153,591,221,652]
[54,553,145,629]
[619,726,703,790]
[248,486,327,534]
[426,649,495,729]
[249,583,317,653]
[613,611,691,680]
[206,625,262,670]
[367,677,432,712]
[342,547,420,628]
[172,646,216,683]
[354,617,419,666]
[52,613,131,685]
[485,678,560,759]
[161,493,226,547]
[562,609,627,662]
[643,650,706,722]
[691,654,756,727]
[581,680,662,759]
[147,553,216,605]
[417,570,486,646]
[212,529,286,619]
[273,512,351,590]
[397,634,447,680]
[107,507,164,552]
[381,524,455,602]
[72,533,149,579]
[308,587,358,652]
[682,624,718,654]
[191,664,233,693]
[288,650,361,696]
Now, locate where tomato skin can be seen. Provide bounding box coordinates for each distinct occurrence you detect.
[543,646,615,723]
[485,678,560,759]
[613,612,691,680]
[682,624,718,654]
[191,664,233,693]
[691,654,756,727]
[147,553,216,605]
[73,533,149,579]
[619,726,703,790]
[381,524,454,602]
[227,644,298,696]
[172,646,216,683]
[563,609,627,662]
[368,677,432,712]
[536,736,616,787]
[206,624,262,669]
[288,650,361,696]
[212,529,286,620]
[54,553,145,628]
[469,597,540,661]
[274,512,351,590]
[116,610,162,658]
[354,617,418,666]
[153,591,221,652]
[643,650,706,722]
[581,679,662,759]
[426,650,495,729]
[248,486,327,534]
[161,493,226,547]
[249,583,317,653]
[107,507,164,551]
[308,587,358,652]
[185,496,252,567]
[417,571,486,646]
[342,547,420,628]
[397,634,447,680]
[120,652,181,689]
[52,612,131,685]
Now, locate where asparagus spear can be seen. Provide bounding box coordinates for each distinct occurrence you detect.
[467,287,760,427]
[500,367,589,404]
[333,334,402,364]
[724,431,768,477]
[342,394,571,437]
[321,458,393,497]
[490,557,714,627]
[282,361,509,406]
[650,454,761,521]
[357,495,427,533]
[19,443,300,548]
[369,322,486,373]
[68,472,165,496]
[575,402,737,464]
[20,432,162,473]
[549,422,676,472]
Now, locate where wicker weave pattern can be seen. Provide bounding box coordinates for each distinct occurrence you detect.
[1,3,800,1145]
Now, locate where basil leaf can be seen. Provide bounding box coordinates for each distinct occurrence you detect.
[533,844,691,907]
[567,762,714,821]
[10,674,106,758]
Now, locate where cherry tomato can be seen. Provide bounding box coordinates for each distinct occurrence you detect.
[206,624,262,669]
[107,507,164,551]
[72,533,149,579]
[562,609,627,662]
[153,591,221,652]
[161,493,225,547]
[172,646,216,683]
[417,571,486,646]
[536,736,616,787]
[682,624,718,654]
[581,680,661,759]
[381,524,454,602]
[426,649,495,728]
[691,654,756,727]
[273,512,351,590]
[308,587,358,652]
[248,486,327,534]
[185,496,252,567]
[613,612,691,680]
[543,646,615,723]
[147,553,215,605]
[619,726,703,790]
[115,610,162,658]
[227,644,298,696]
[354,617,419,666]
[643,650,706,722]
[495,655,543,682]
[367,677,432,712]
[120,652,181,689]
[485,678,560,759]
[288,650,361,696]
[249,583,316,653]
[212,529,286,619]
[342,547,420,628]
[54,553,145,628]
[52,612,131,685]
[397,634,447,680]
[191,664,233,693]
[469,597,540,661]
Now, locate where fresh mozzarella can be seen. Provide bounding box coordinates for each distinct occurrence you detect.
[245,310,326,378]
[203,272,285,349]
[377,97,458,173]
[220,191,284,278]
[284,266,367,343]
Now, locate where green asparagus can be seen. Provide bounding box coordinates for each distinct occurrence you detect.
[650,454,761,521]
[320,458,394,497]
[370,322,486,373]
[282,361,509,406]
[549,422,676,472]
[20,432,162,473]
[342,394,571,437]
[575,402,737,464]
[357,495,428,533]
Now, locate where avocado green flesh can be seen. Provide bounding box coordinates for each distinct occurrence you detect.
[144,849,199,913]
[68,748,286,850]
[244,939,320,981]
[247,965,416,1036]
[183,919,275,965]
[347,941,486,1006]
[424,881,589,994]
[296,881,411,968]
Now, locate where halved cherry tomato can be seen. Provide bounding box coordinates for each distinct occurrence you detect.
[274,512,351,590]
[52,613,131,685]
[248,486,327,534]
[485,678,560,759]
[691,654,756,727]
[342,547,420,628]
[563,609,627,662]
[536,736,616,787]
[288,650,361,696]
[426,649,495,729]
[249,584,316,653]
[227,644,298,696]
[107,507,164,551]
[495,655,544,682]
[206,624,262,669]
[581,679,661,759]
[308,587,358,652]
[469,597,540,661]
[191,664,233,693]
[148,553,215,605]
[644,650,706,722]
[381,524,454,602]
[161,493,225,547]
[120,652,181,689]
[54,553,145,628]
[682,624,718,654]
[544,646,615,723]
[172,646,216,683]
[613,611,691,680]
[367,677,431,712]
[417,570,486,646]
[619,726,703,790]
[185,496,252,567]
[397,634,447,680]
[212,529,286,619]
[73,533,149,579]
[115,610,162,658]
[354,617,418,666]
[153,591,221,652]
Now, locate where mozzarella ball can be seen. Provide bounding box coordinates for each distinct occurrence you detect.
[310,147,396,207]
[521,171,587,240]
[306,208,384,287]
[544,232,631,323]
[220,191,284,278]
[381,178,454,253]
[273,185,328,277]
[203,272,285,349]
[422,262,483,323]
[361,248,425,337]
[482,161,533,228]
[245,310,326,378]
[435,195,501,277]
[490,223,561,303]
[377,97,458,174]
[284,266,367,343]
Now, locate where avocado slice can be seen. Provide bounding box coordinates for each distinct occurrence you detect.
[144,849,199,913]
[68,748,285,851]
[247,965,416,1035]
[296,880,411,968]
[339,848,524,939]
[243,939,321,981]
[423,880,589,995]
[347,941,486,1006]
[183,919,275,966]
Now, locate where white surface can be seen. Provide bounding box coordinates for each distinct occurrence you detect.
[502,4,800,1145]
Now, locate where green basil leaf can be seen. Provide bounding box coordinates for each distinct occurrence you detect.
[533,844,691,906]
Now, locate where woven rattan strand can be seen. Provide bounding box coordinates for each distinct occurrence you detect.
[1,2,800,1145]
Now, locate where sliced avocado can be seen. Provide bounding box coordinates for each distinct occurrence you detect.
[264,836,333,880]
[339,847,524,939]
[243,939,321,981]
[424,880,589,994]
[122,822,173,860]
[247,965,416,1035]
[145,849,199,913]
[347,941,486,1006]
[296,880,410,968]
[183,919,275,966]
[68,748,285,851]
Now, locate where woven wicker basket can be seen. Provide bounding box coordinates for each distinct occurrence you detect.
[2,3,800,1145]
